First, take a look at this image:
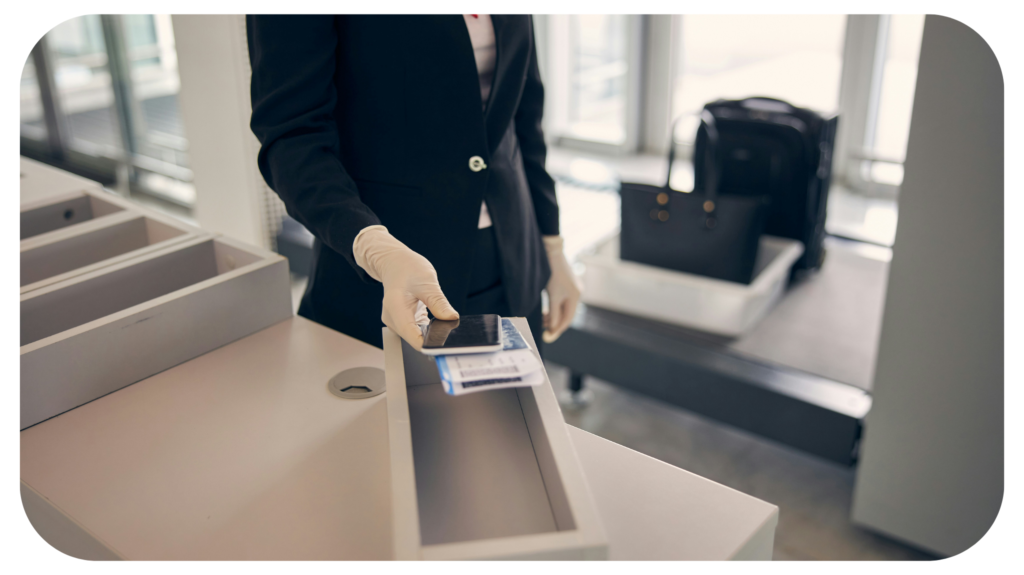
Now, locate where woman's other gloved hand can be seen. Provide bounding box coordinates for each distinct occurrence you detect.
[354,225,459,350]
[541,235,581,343]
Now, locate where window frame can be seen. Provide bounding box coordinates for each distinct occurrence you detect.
[834,15,903,199]
[538,14,914,199]
[20,14,196,208]
[541,14,645,156]
[26,15,913,205]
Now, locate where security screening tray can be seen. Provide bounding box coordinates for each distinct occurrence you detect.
[20,188,132,241]
[578,232,804,337]
[20,209,201,294]
[20,234,292,429]
[383,319,608,560]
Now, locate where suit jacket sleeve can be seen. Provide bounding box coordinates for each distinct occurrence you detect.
[247,15,378,281]
[514,19,560,237]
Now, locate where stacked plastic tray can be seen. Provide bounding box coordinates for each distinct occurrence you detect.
[578,232,805,337]
[19,159,293,429]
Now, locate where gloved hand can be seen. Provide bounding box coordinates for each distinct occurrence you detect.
[354,225,459,350]
[542,235,581,343]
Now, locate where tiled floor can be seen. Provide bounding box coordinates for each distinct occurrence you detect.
[545,365,935,561]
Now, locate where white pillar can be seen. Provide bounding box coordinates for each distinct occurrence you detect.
[851,15,1003,557]
[172,15,271,249]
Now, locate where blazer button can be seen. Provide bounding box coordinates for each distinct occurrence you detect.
[469,156,487,172]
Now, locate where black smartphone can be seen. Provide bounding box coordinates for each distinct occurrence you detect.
[421,314,502,355]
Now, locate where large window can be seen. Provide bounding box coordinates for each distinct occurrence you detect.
[672,15,847,145]
[20,58,46,142]
[566,15,629,144]
[539,14,925,203]
[47,15,120,155]
[863,15,926,187]
[21,15,194,207]
[544,15,641,152]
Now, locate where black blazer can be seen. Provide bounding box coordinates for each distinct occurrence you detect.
[247,15,557,348]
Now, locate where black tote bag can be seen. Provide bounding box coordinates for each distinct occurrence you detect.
[619,110,772,285]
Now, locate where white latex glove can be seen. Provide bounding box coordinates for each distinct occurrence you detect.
[542,235,581,343]
[354,225,459,350]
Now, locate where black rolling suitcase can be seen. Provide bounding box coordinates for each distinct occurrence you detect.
[693,97,838,273]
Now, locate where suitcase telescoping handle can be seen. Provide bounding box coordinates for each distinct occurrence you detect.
[666,109,721,224]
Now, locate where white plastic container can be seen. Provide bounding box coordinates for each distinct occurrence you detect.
[20,235,292,429]
[578,232,804,337]
[20,189,128,241]
[20,211,200,294]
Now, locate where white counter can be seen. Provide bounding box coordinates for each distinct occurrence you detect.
[21,316,777,560]
[20,157,104,204]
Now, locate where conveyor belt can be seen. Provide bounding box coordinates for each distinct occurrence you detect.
[547,237,887,465]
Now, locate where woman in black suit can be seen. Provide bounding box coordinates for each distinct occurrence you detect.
[247,15,579,351]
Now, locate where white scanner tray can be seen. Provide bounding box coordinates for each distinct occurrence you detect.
[579,233,803,337]
[20,235,292,429]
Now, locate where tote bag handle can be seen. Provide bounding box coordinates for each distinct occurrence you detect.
[665,109,721,219]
